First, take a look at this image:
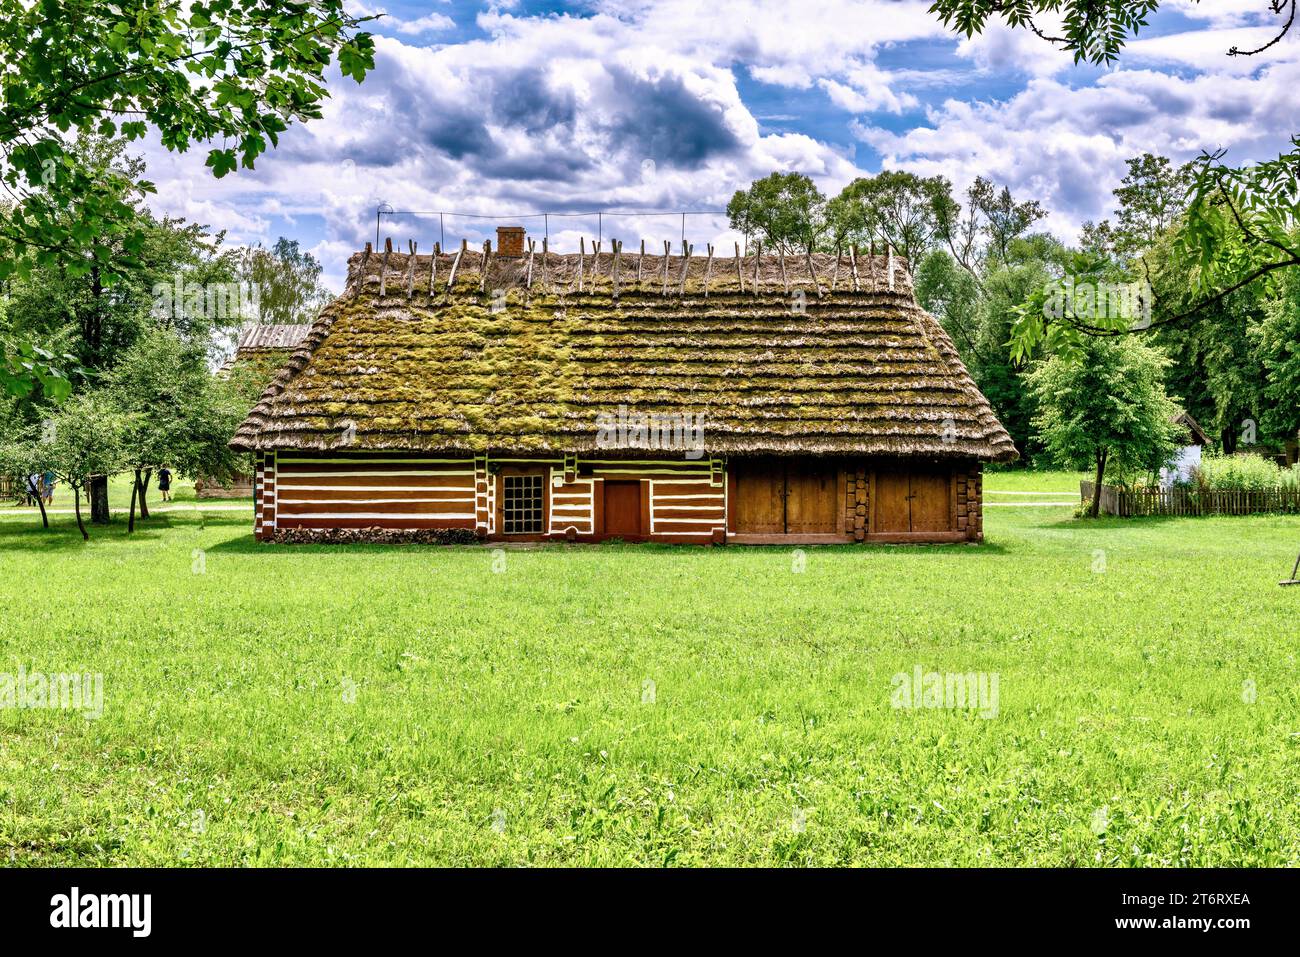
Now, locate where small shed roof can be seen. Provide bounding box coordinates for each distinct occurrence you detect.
[1172,409,1210,446]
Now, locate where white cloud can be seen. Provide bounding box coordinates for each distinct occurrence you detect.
[128,0,1300,290]
[393,13,455,36]
[857,58,1300,238]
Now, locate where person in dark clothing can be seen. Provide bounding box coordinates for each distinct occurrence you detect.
[158,467,173,502]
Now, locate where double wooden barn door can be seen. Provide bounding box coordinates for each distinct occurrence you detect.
[733,460,838,535]
[873,468,952,534]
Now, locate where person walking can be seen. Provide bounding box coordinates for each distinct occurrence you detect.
[158,466,173,503]
[41,470,56,506]
[26,472,41,507]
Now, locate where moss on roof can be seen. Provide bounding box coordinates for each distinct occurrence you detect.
[230,249,1017,461]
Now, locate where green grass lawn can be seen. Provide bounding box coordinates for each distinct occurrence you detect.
[1,478,1297,866]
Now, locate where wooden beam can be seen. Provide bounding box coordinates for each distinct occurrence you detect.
[428,242,440,294]
[703,243,714,297]
[734,241,744,293]
[405,240,417,298]
[611,239,621,299]
[677,241,691,295]
[379,238,391,297]
[661,240,670,296]
[577,236,585,292]
[444,243,464,302]
[849,245,859,292]
[480,240,492,295]
[525,239,535,290]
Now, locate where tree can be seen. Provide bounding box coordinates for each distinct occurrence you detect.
[0,391,129,538]
[0,1,375,398]
[44,392,130,540]
[927,2,1291,65]
[1255,261,1300,449]
[2,136,246,376]
[0,0,376,284]
[828,171,958,267]
[726,172,829,255]
[238,238,333,325]
[1027,338,1183,517]
[1110,154,1195,256]
[927,2,1300,356]
[108,328,246,531]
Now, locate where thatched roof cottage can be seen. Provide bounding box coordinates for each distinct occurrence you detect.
[230,228,1015,543]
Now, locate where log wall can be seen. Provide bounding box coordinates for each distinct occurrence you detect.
[252,453,982,543]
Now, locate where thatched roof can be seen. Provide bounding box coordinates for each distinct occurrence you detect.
[229,243,1017,461]
[217,323,312,377]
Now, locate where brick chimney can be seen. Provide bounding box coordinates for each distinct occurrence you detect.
[496,226,525,258]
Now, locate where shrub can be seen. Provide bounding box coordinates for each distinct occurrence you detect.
[1190,453,1300,492]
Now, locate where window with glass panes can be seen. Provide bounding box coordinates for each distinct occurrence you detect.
[502,474,544,534]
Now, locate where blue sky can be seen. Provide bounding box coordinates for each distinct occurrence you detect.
[138,1,1300,290]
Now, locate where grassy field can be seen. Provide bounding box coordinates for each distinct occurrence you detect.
[1,474,1298,866]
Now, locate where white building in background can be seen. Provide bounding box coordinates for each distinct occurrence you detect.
[1161,410,1210,487]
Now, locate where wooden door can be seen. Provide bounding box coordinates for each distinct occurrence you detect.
[909,470,952,533]
[733,460,785,533]
[603,480,643,539]
[873,469,912,533]
[785,464,838,533]
[872,467,953,534]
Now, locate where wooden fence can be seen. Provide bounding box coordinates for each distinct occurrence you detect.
[1081,481,1300,517]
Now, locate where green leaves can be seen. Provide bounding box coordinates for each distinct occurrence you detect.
[205,147,238,178]
[0,0,378,283]
[726,172,830,254]
[0,340,78,402]
[339,35,376,83]
[929,1,1161,64]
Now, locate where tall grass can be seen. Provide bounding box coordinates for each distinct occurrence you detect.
[1191,453,1300,492]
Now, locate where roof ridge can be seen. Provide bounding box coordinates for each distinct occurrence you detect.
[343,244,914,300]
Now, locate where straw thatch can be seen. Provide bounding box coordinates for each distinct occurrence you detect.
[229,245,1017,461]
[216,323,312,377]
